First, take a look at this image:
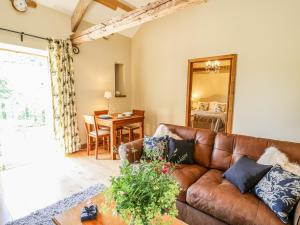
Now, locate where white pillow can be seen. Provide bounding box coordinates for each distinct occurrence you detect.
[257,146,300,176]
[153,124,182,140]
[208,102,218,112]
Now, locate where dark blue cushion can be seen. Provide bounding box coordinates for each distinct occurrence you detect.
[142,135,168,160]
[167,138,194,164]
[254,165,300,224]
[223,156,272,193]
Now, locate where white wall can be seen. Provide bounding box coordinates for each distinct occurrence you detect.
[131,0,300,142]
[74,23,132,143]
[1,0,300,143]
[0,0,132,143]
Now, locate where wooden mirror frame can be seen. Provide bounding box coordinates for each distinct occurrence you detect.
[185,54,237,133]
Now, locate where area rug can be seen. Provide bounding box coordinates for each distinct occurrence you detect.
[5,183,106,225]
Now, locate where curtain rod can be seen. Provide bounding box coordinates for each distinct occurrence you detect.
[0,27,80,54]
[0,27,50,41]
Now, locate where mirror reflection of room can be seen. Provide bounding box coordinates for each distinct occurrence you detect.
[190,59,231,132]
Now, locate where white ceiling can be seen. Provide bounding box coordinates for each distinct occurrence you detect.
[36,0,158,37]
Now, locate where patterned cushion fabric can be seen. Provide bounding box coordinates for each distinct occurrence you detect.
[142,135,168,160]
[208,102,227,112]
[208,102,218,112]
[198,102,209,111]
[215,103,227,112]
[167,138,195,164]
[254,165,300,224]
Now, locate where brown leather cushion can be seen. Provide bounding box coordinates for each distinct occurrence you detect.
[210,133,235,170]
[231,135,269,166]
[210,133,300,171]
[194,129,216,167]
[186,169,286,225]
[171,164,207,202]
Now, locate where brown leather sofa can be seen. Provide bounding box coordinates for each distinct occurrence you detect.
[124,124,300,225]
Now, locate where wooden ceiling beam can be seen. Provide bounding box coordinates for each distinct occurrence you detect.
[71,0,93,32]
[94,0,135,12]
[117,0,135,12]
[71,0,206,45]
[94,0,118,11]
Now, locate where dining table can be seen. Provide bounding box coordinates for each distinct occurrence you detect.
[96,113,144,160]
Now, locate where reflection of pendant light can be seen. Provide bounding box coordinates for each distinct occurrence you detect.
[205,60,221,73]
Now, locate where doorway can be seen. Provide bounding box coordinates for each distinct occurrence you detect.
[0,43,58,170]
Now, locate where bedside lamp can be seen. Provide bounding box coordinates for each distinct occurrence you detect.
[104,91,112,115]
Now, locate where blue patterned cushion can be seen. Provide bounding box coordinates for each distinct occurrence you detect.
[254,165,300,224]
[142,136,168,160]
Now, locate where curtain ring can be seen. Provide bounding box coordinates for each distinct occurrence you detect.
[20,32,24,42]
[72,46,80,55]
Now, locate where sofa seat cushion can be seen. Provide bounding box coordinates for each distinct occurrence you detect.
[186,169,287,225]
[171,164,207,202]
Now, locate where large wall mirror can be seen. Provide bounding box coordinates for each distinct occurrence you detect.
[186,54,237,133]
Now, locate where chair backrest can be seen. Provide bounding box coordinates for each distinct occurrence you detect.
[83,115,96,135]
[94,117,105,130]
[94,110,108,116]
[132,109,145,116]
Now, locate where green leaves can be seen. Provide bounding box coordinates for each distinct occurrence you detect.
[103,159,180,225]
[0,79,12,99]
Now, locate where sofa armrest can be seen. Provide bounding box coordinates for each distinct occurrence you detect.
[124,138,144,163]
[294,201,300,225]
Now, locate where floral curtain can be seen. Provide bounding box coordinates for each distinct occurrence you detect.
[48,39,81,153]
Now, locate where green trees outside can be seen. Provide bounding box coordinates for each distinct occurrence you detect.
[0,78,47,126]
[0,79,11,99]
[0,79,11,120]
[0,48,51,128]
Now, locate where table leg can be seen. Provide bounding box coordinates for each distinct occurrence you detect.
[141,119,144,138]
[110,123,117,160]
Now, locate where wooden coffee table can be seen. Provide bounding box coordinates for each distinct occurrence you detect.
[52,193,186,225]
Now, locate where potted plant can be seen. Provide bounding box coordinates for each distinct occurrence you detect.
[102,158,180,225]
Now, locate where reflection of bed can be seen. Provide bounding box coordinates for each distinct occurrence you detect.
[191,110,227,132]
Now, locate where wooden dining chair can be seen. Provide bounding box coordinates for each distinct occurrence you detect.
[83,115,110,159]
[122,110,145,142]
[94,109,124,144]
[94,110,109,116]
[94,110,110,130]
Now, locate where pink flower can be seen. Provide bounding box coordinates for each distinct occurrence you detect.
[162,165,169,174]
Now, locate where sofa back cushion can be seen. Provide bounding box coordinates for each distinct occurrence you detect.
[231,135,269,166]
[163,124,215,167]
[210,133,300,171]
[209,133,235,170]
[162,124,300,171]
